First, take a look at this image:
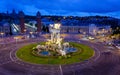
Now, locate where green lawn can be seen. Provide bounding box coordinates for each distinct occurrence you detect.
[16,42,94,65]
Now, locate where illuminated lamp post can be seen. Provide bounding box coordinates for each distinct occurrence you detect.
[29,31,33,38]
[14,36,18,45]
[35,31,38,38]
[102,28,105,36]
[0,32,4,38]
[0,32,4,43]
[24,29,26,33]
[24,29,27,39]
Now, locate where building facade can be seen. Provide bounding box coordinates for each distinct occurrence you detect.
[60,24,111,36]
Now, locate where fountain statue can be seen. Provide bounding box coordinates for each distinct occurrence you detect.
[49,23,62,48]
[34,23,77,56]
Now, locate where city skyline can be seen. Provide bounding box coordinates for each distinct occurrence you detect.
[0,0,120,18]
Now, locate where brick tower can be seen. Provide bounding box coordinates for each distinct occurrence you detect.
[36,11,41,32]
[19,11,25,33]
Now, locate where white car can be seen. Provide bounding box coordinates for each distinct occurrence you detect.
[88,37,94,40]
[116,46,120,49]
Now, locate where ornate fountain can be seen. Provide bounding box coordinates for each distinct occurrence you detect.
[34,23,77,56]
[48,23,62,49]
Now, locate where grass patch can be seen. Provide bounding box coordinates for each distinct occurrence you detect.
[16,42,94,65]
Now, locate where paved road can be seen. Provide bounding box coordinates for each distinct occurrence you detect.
[0,34,120,75]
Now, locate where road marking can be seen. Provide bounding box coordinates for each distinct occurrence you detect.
[10,50,14,61]
[59,65,63,75]
[0,61,13,66]
[94,47,100,61]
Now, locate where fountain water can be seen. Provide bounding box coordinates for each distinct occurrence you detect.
[49,23,62,49]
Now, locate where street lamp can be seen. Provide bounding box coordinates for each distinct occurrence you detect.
[0,32,4,41]
[35,32,38,38]
[24,29,27,39]
[14,36,18,46]
[0,32,4,38]
[0,32,4,43]
[30,31,33,35]
[24,29,26,33]
[102,28,105,33]
[29,31,33,38]
[83,32,86,38]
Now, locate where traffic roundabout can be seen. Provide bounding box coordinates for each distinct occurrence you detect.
[0,36,118,75]
[16,42,94,64]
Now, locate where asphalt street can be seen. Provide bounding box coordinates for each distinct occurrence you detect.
[0,34,120,75]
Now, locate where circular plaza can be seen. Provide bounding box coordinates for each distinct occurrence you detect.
[0,33,120,75]
[0,24,119,75]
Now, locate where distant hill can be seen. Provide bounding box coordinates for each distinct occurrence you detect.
[0,12,120,27]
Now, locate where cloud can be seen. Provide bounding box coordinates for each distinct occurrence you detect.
[30,0,120,13]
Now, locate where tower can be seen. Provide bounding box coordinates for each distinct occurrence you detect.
[36,11,41,32]
[12,9,16,17]
[11,9,17,22]
[19,11,25,33]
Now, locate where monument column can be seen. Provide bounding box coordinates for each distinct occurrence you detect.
[19,11,25,33]
[36,11,42,33]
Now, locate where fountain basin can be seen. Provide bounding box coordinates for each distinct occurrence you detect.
[65,48,77,53]
[40,51,50,56]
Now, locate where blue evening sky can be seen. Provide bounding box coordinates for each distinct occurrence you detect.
[0,0,120,18]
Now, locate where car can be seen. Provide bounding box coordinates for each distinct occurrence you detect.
[88,37,94,40]
[116,46,120,49]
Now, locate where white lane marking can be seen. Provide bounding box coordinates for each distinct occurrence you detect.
[10,50,14,61]
[94,47,100,61]
[59,65,63,75]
